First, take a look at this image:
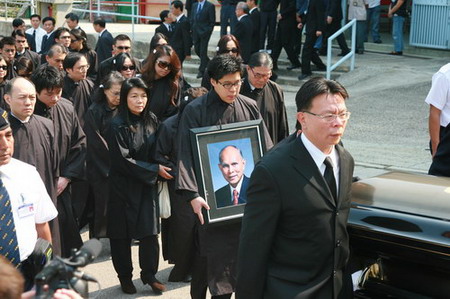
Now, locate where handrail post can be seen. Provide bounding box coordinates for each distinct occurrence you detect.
[350,20,356,71]
[131,0,135,41]
[326,19,356,80]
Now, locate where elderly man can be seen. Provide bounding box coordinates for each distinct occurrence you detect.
[45,44,68,72]
[233,2,253,64]
[240,52,289,144]
[237,77,354,298]
[0,105,57,288]
[215,145,249,208]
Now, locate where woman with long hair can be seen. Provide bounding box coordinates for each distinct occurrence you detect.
[69,28,98,80]
[114,52,137,79]
[0,55,9,110]
[106,77,172,295]
[84,71,125,238]
[201,34,241,90]
[141,44,185,121]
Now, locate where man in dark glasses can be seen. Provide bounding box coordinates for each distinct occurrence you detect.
[97,34,142,86]
[0,37,18,80]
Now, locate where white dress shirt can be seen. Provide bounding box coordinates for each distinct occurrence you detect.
[26,26,46,53]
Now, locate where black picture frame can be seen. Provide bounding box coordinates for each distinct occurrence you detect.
[190,120,267,224]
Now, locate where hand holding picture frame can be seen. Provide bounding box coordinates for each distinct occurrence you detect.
[190,120,268,224]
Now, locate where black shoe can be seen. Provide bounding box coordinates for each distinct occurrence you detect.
[287,64,301,71]
[119,279,136,294]
[196,71,204,78]
[374,40,382,44]
[356,50,364,54]
[149,280,166,294]
[389,51,403,56]
[298,73,311,80]
[314,65,326,71]
[338,51,350,57]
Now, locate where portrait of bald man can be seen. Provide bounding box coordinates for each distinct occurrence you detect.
[214,145,249,208]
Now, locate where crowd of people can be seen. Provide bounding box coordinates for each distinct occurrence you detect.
[0,0,413,298]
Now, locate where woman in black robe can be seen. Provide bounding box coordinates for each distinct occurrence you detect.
[141,44,184,122]
[84,71,124,238]
[106,77,172,295]
[69,28,98,81]
[0,55,9,110]
[114,52,137,79]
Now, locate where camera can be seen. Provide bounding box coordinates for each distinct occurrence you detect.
[34,239,102,299]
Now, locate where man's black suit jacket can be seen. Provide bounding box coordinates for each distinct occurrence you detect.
[170,15,192,61]
[233,15,253,63]
[25,33,36,53]
[95,29,114,64]
[214,175,249,208]
[40,31,56,55]
[190,0,215,38]
[236,134,354,299]
[249,8,261,54]
[303,0,326,34]
[155,23,174,40]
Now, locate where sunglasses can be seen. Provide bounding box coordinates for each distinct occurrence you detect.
[224,47,239,54]
[70,39,79,43]
[3,49,15,53]
[157,60,172,70]
[0,65,7,70]
[121,65,136,71]
[117,46,131,50]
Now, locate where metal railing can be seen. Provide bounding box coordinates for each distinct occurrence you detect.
[2,0,35,20]
[326,18,357,80]
[72,0,165,41]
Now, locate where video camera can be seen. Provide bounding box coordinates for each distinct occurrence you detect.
[34,239,102,299]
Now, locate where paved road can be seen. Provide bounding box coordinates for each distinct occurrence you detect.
[74,21,449,298]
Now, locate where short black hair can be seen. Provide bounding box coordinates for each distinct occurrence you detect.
[160,10,170,22]
[12,18,25,28]
[54,27,70,39]
[42,16,55,25]
[31,64,64,93]
[247,52,273,69]
[295,77,349,112]
[11,29,26,39]
[93,18,106,28]
[0,36,15,48]
[114,34,131,45]
[207,54,243,81]
[65,12,79,22]
[30,14,41,21]
[63,52,84,70]
[171,0,184,11]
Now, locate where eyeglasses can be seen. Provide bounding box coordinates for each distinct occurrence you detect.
[116,46,131,50]
[3,49,15,53]
[121,65,136,71]
[217,79,243,90]
[250,67,272,80]
[75,64,90,72]
[302,111,351,122]
[60,35,71,39]
[222,47,238,54]
[157,60,172,70]
[0,65,7,70]
[70,39,79,43]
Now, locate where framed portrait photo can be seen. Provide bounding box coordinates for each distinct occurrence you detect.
[190,120,268,224]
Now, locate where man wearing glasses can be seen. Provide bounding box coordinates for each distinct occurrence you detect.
[176,54,273,299]
[97,34,141,86]
[240,52,288,144]
[0,37,18,80]
[237,77,354,299]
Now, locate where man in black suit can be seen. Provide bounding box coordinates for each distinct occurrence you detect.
[12,30,41,70]
[170,0,192,64]
[233,2,253,64]
[236,77,354,299]
[40,17,56,55]
[155,10,174,40]
[12,19,36,52]
[319,0,350,56]
[93,18,114,64]
[190,0,215,78]
[247,0,260,54]
[298,0,327,80]
[259,0,280,52]
[214,145,249,208]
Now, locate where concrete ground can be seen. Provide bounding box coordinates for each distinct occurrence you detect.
[72,21,449,298]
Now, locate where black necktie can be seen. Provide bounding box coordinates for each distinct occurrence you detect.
[0,178,20,267]
[33,29,36,39]
[42,35,48,45]
[324,157,337,201]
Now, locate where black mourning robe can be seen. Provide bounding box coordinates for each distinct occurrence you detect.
[8,113,61,256]
[84,92,118,238]
[155,114,196,281]
[6,62,17,81]
[62,76,95,128]
[148,77,182,122]
[15,49,41,70]
[240,78,289,144]
[34,98,86,257]
[0,80,8,111]
[106,112,160,239]
[78,48,98,82]
[176,89,273,295]
[96,55,142,86]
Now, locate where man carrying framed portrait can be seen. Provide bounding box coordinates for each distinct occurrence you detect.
[176,54,273,299]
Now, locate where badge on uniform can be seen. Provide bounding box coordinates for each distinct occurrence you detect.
[17,194,35,218]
